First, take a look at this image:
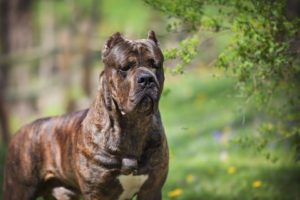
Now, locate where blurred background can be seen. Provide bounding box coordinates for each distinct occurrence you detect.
[0,0,299,199]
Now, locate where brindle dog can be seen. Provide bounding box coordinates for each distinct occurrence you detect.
[3,31,168,200]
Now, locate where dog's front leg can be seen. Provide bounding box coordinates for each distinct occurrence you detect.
[81,193,113,200]
[3,183,37,200]
[79,182,122,200]
[137,189,162,200]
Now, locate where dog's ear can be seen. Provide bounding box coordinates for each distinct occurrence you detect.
[102,32,124,57]
[148,30,158,45]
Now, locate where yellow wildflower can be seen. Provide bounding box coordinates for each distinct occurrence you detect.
[186,174,195,183]
[168,188,183,198]
[223,126,232,134]
[227,166,236,174]
[252,180,262,188]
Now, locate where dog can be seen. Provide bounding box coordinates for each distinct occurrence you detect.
[3,31,169,200]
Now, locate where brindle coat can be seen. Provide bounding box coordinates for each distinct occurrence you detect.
[3,31,169,200]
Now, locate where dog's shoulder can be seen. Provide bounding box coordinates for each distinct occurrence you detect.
[31,109,89,128]
[12,109,89,141]
[58,109,89,124]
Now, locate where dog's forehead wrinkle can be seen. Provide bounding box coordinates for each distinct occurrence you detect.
[117,51,154,67]
[124,39,150,52]
[114,39,158,58]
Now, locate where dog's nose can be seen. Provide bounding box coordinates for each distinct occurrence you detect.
[137,73,154,87]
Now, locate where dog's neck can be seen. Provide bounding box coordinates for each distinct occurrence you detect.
[82,75,155,157]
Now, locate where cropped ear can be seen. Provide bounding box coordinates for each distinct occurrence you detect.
[147,30,158,45]
[102,32,124,57]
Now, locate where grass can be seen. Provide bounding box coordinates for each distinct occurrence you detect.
[160,70,300,200]
[1,69,299,199]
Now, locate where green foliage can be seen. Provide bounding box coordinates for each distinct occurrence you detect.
[144,0,300,158]
[164,36,200,74]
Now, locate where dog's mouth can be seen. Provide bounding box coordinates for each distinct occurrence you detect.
[136,95,154,114]
[125,88,158,115]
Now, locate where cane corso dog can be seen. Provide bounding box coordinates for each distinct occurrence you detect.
[3,31,168,200]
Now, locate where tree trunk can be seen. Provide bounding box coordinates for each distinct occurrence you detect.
[80,0,101,97]
[0,0,33,145]
[0,0,11,145]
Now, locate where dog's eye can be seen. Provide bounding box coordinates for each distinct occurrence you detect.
[149,59,159,69]
[120,65,130,72]
[120,62,134,72]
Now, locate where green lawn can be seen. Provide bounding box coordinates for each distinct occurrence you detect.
[1,70,299,199]
[160,70,300,200]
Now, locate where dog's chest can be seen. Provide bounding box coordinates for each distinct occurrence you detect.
[117,174,148,200]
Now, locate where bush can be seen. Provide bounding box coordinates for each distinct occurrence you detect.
[144,0,300,159]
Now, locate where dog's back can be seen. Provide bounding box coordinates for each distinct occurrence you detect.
[3,109,88,199]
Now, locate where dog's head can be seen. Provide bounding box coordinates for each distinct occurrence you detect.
[101,31,164,115]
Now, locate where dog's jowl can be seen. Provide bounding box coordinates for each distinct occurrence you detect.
[3,31,169,200]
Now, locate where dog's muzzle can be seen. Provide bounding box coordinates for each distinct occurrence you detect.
[135,70,159,112]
